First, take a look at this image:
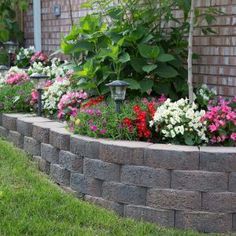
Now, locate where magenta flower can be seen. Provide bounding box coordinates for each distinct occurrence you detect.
[90,125,98,132]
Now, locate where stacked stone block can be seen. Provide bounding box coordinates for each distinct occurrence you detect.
[0,113,236,233]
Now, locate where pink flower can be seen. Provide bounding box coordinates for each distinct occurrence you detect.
[30,89,39,105]
[100,129,107,135]
[90,125,98,132]
[6,72,29,85]
[230,133,236,141]
[209,124,218,133]
[30,51,48,64]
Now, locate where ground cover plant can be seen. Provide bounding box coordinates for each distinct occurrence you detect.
[0,138,203,236]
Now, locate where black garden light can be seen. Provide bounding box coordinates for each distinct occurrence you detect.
[3,41,18,67]
[30,73,49,116]
[106,80,129,113]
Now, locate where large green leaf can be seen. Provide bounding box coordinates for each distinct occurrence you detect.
[156,64,178,78]
[139,79,154,94]
[124,79,140,90]
[138,44,160,59]
[130,57,147,73]
[157,54,175,62]
[142,64,157,73]
[119,52,130,63]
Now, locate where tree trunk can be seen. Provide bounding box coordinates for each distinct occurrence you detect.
[188,0,195,103]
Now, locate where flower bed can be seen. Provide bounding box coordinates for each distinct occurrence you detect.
[0,113,236,233]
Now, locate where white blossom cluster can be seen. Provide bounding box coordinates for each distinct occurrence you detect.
[16,46,35,61]
[150,98,208,143]
[42,78,71,114]
[28,58,68,80]
[196,84,217,103]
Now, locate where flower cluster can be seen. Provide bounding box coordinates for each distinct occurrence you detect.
[81,96,105,109]
[201,97,236,145]
[30,89,39,105]
[5,72,29,85]
[42,76,71,114]
[16,46,35,68]
[58,91,88,120]
[150,98,208,145]
[30,51,48,64]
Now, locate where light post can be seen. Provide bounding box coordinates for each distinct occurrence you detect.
[106,80,129,113]
[3,41,18,67]
[30,73,49,116]
[0,65,9,78]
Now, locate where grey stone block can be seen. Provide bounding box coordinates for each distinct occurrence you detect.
[144,144,199,170]
[102,182,146,205]
[85,195,124,216]
[59,150,83,172]
[171,170,228,192]
[229,172,236,192]
[121,165,170,188]
[8,130,23,148]
[70,173,102,196]
[84,158,120,181]
[32,156,50,174]
[32,123,50,143]
[99,140,152,165]
[200,147,236,172]
[23,136,41,156]
[0,113,2,126]
[50,163,70,186]
[70,135,100,159]
[49,127,70,151]
[41,143,59,164]
[147,188,201,210]
[124,205,174,227]
[175,210,232,233]
[17,119,33,137]
[2,114,17,131]
[202,192,236,213]
[0,126,9,138]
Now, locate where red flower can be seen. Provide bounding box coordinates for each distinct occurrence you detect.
[82,96,104,109]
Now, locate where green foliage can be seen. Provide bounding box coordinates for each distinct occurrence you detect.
[61,0,221,99]
[0,0,28,43]
[0,81,33,112]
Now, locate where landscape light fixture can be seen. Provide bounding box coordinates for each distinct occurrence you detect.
[3,41,18,67]
[30,73,49,116]
[106,80,129,113]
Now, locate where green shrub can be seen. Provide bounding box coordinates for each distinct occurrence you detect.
[0,81,33,112]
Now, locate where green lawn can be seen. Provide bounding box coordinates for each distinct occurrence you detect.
[0,139,203,236]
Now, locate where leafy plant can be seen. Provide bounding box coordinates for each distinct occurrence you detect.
[0,80,33,112]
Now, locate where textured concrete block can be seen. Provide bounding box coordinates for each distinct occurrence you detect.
[171,170,228,192]
[0,126,9,138]
[41,143,59,164]
[175,211,232,233]
[49,127,70,151]
[17,119,33,137]
[32,156,50,174]
[121,165,170,188]
[85,195,124,216]
[70,135,100,159]
[102,182,146,205]
[200,147,236,172]
[70,173,102,196]
[144,144,199,170]
[0,113,2,126]
[124,205,174,227]
[2,114,17,131]
[99,140,152,165]
[147,189,201,210]
[59,150,83,172]
[50,163,70,186]
[202,192,236,213]
[32,123,50,143]
[8,130,23,148]
[229,172,236,192]
[23,136,41,156]
[84,158,120,181]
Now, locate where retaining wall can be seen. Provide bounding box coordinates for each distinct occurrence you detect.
[0,113,236,233]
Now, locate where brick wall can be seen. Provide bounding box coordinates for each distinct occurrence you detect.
[23,0,236,97]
